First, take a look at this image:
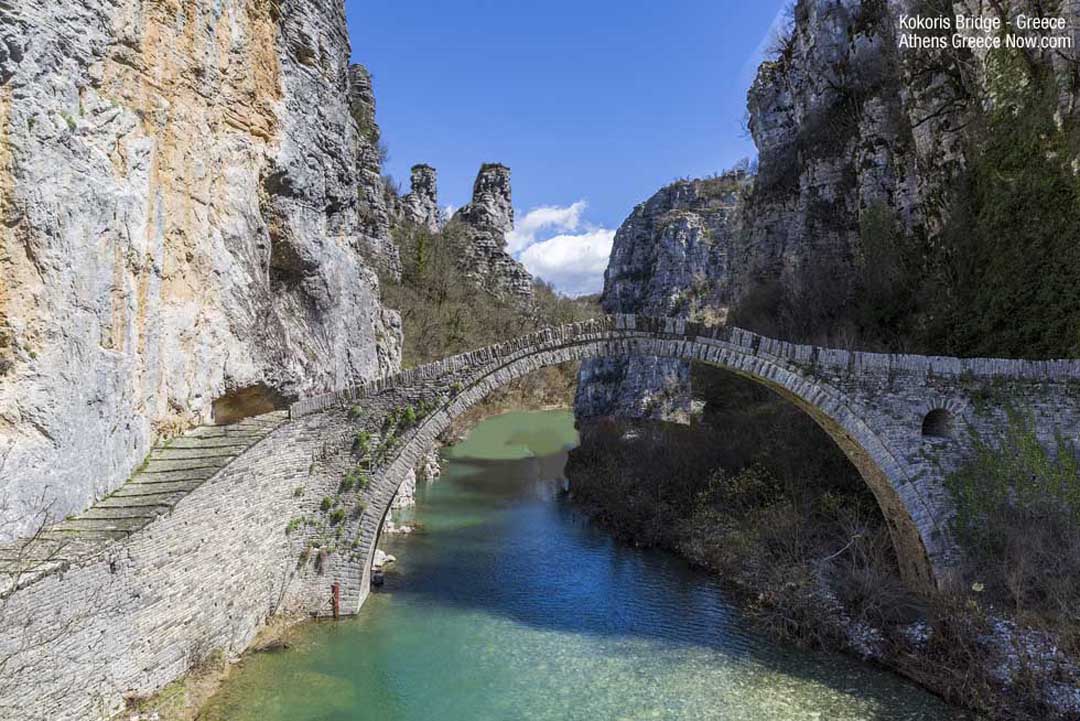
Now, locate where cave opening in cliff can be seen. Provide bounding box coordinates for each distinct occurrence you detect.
[212,383,288,425]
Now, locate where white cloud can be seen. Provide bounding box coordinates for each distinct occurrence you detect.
[507,200,587,254]
[504,199,615,296]
[519,228,616,297]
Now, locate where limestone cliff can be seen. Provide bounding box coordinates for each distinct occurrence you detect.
[577,0,1080,420]
[0,0,401,539]
[734,0,920,298]
[449,163,535,304]
[575,174,746,420]
[349,62,402,278]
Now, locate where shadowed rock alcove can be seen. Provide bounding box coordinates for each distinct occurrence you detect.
[212,384,287,425]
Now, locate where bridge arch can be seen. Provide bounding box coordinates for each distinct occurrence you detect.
[299,316,960,611]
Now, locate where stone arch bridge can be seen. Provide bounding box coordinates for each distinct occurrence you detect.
[297,314,1080,610]
[4,315,1080,719]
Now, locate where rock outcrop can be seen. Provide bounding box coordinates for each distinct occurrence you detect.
[575,175,746,420]
[736,0,1079,302]
[349,64,402,278]
[733,0,924,300]
[0,0,401,539]
[450,164,535,304]
[399,164,442,232]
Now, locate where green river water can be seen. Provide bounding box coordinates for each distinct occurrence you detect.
[203,409,957,721]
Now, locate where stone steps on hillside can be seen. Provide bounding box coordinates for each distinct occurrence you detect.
[0,411,289,571]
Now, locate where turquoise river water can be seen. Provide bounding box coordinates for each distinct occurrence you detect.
[203,409,958,720]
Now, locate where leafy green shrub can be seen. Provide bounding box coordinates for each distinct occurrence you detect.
[329,508,346,525]
[400,405,418,428]
[285,517,304,535]
[353,430,371,454]
[293,486,304,497]
[382,409,399,432]
[341,467,370,491]
[320,496,333,512]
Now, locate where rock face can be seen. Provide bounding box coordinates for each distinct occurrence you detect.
[0,0,401,539]
[450,164,535,303]
[738,0,1079,300]
[349,64,402,278]
[575,175,746,420]
[577,0,1080,420]
[733,0,922,300]
[384,446,440,534]
[399,164,442,232]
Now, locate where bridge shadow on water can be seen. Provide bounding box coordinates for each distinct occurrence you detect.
[374,446,962,719]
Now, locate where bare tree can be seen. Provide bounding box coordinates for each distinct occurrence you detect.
[764,2,798,63]
[0,490,98,714]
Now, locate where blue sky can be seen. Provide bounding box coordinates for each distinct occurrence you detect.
[345,1,788,295]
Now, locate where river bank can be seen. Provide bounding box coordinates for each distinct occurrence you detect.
[564,417,1080,721]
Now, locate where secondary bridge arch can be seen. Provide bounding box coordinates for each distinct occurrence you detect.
[293,314,1080,613]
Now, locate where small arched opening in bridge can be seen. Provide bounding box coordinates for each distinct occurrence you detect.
[357,327,949,602]
[212,383,287,425]
[921,409,954,438]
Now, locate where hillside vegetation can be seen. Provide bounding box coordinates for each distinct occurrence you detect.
[379,219,599,422]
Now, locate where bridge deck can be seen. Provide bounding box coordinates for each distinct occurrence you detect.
[0,411,288,580]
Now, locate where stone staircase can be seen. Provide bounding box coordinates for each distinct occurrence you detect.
[47,411,289,540]
[0,411,288,579]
